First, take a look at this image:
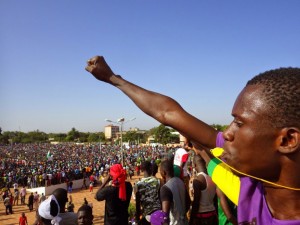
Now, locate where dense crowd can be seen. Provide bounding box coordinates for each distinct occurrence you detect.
[0,143,171,189]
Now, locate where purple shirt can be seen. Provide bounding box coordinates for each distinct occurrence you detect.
[216,132,300,225]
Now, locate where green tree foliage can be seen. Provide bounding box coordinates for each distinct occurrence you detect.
[0,123,228,144]
[49,133,67,142]
[87,133,99,142]
[66,127,80,141]
[87,132,106,143]
[211,124,228,131]
[0,130,48,144]
[153,124,172,144]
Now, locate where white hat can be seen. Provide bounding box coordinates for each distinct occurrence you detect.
[38,195,62,225]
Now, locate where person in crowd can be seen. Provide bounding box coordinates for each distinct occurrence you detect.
[159,159,190,225]
[28,192,34,212]
[34,191,39,210]
[67,200,75,212]
[14,188,20,205]
[20,186,26,205]
[68,180,74,193]
[19,212,28,225]
[173,137,193,189]
[89,181,94,192]
[38,194,62,225]
[81,175,88,190]
[13,181,18,191]
[189,154,218,225]
[77,204,94,225]
[4,193,13,214]
[40,193,46,203]
[85,55,300,223]
[135,161,161,225]
[0,142,165,192]
[95,163,133,225]
[52,188,78,225]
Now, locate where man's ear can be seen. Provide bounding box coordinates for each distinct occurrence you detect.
[277,127,300,154]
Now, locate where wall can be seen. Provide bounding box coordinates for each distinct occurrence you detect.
[27,178,84,196]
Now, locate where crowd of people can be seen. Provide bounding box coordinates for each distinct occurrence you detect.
[0,143,168,190]
[1,138,238,225]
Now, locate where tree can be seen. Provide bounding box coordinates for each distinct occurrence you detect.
[66,128,80,141]
[211,124,228,131]
[49,133,67,142]
[27,130,48,143]
[153,124,172,144]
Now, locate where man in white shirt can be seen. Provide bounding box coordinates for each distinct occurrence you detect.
[20,186,26,205]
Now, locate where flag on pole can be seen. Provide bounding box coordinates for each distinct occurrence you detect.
[47,151,53,161]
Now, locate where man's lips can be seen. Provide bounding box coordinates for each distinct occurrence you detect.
[220,149,229,162]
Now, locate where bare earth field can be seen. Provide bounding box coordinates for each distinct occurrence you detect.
[0,174,145,225]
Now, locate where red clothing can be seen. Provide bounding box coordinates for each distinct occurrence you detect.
[19,216,27,225]
[89,175,95,182]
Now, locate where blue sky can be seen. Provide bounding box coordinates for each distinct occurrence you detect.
[1,1,300,133]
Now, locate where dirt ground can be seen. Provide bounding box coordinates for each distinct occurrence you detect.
[0,174,147,225]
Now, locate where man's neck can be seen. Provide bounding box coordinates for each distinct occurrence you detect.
[264,185,300,220]
[143,172,150,178]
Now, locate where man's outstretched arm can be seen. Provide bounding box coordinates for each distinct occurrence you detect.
[85,55,218,148]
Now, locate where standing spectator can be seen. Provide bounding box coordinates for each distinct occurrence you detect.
[20,186,26,205]
[173,137,192,189]
[81,175,88,190]
[136,163,140,176]
[89,181,94,192]
[89,173,95,185]
[160,159,190,225]
[19,212,28,225]
[39,193,46,203]
[38,194,61,225]
[189,155,218,225]
[52,188,78,225]
[4,194,13,214]
[9,193,14,207]
[95,164,133,225]
[135,161,161,225]
[13,182,18,191]
[33,191,39,210]
[28,192,34,212]
[68,180,73,193]
[67,200,75,212]
[14,189,20,205]
[47,173,52,186]
[42,172,47,186]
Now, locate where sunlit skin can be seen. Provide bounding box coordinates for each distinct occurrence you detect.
[77,211,93,225]
[222,85,281,180]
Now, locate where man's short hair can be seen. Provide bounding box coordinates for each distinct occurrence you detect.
[52,188,68,209]
[160,159,174,177]
[140,161,152,174]
[78,204,93,215]
[247,67,300,128]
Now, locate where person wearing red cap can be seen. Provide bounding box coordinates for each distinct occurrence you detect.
[95,164,133,225]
